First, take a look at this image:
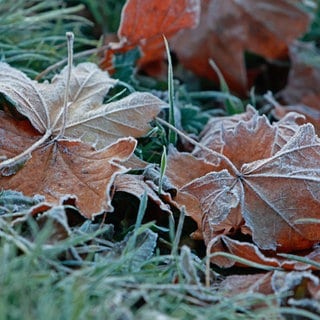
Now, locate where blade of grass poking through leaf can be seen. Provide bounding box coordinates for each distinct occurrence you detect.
[125,189,148,253]
[158,145,167,194]
[163,36,177,145]
[209,59,243,114]
[171,207,185,256]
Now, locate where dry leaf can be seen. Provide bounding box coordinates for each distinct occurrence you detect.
[0,111,137,218]
[171,0,310,94]
[280,41,320,110]
[274,42,320,133]
[0,62,163,149]
[219,269,320,308]
[166,108,320,261]
[35,205,71,243]
[210,235,320,270]
[165,147,220,239]
[219,272,274,296]
[114,174,172,214]
[103,0,200,72]
[186,123,320,252]
[0,62,116,135]
[118,0,200,47]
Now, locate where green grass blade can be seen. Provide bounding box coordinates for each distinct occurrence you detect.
[163,36,177,145]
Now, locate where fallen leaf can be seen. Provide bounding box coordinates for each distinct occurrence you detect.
[103,0,200,72]
[165,146,220,239]
[0,62,116,135]
[171,0,310,94]
[219,269,320,308]
[272,270,320,309]
[0,111,137,218]
[117,0,200,48]
[166,108,320,259]
[274,41,320,133]
[209,235,320,270]
[0,62,163,149]
[35,205,71,243]
[187,123,320,252]
[280,41,320,110]
[219,272,274,296]
[114,173,172,214]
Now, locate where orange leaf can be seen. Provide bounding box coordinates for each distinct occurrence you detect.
[118,0,200,46]
[114,173,172,214]
[219,272,273,296]
[103,0,200,71]
[210,235,320,270]
[274,42,320,134]
[280,41,320,110]
[0,111,136,218]
[219,270,320,301]
[166,108,320,255]
[171,0,310,94]
[165,147,220,239]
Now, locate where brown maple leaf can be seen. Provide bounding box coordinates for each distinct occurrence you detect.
[114,173,172,215]
[0,111,136,218]
[166,107,320,257]
[219,270,319,304]
[0,62,163,150]
[280,41,320,110]
[0,61,165,218]
[171,0,310,94]
[209,235,320,270]
[272,42,320,134]
[102,0,200,73]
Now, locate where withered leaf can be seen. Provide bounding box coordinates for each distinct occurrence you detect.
[186,123,320,252]
[210,235,320,270]
[219,269,320,308]
[165,147,220,239]
[0,62,163,149]
[275,41,320,134]
[280,41,320,110]
[0,111,137,218]
[35,205,71,243]
[166,108,320,256]
[219,272,273,296]
[171,0,310,94]
[105,0,200,71]
[0,62,117,135]
[118,0,200,47]
[114,174,172,214]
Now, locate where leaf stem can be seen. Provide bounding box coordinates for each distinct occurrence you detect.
[35,44,111,81]
[56,32,74,140]
[156,117,239,174]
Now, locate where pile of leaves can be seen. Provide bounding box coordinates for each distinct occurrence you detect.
[2,0,320,318]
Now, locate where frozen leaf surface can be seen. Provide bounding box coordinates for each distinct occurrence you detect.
[280,41,320,110]
[171,0,310,93]
[0,111,137,218]
[275,42,320,134]
[166,109,320,258]
[0,62,163,149]
[114,174,172,214]
[104,0,200,71]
